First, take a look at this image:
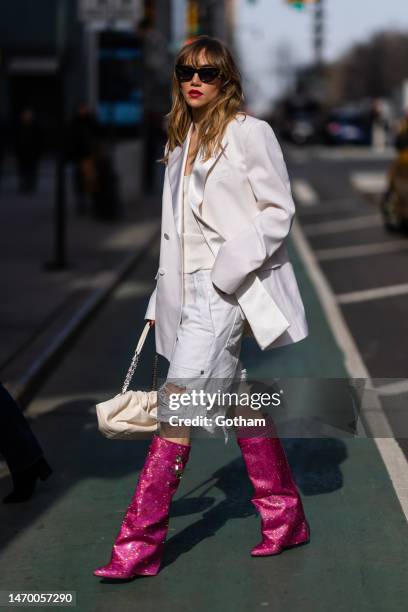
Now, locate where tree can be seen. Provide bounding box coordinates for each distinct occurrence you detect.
[326,29,408,104]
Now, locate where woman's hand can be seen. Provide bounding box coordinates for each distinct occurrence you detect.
[147,319,155,326]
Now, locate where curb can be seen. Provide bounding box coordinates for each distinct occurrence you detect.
[3,222,161,408]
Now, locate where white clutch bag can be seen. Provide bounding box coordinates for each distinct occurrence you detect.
[96,321,159,439]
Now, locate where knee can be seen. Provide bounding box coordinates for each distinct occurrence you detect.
[158,381,187,407]
[163,382,187,396]
[158,382,191,444]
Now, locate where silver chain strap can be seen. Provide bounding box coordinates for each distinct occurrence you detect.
[121,322,157,395]
[121,351,141,395]
[151,352,158,391]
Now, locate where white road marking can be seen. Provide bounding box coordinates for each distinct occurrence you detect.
[287,145,395,162]
[292,218,408,520]
[297,197,356,216]
[375,379,408,396]
[351,171,387,194]
[303,213,382,236]
[287,148,309,163]
[313,146,395,161]
[315,239,408,261]
[337,282,408,304]
[292,178,319,207]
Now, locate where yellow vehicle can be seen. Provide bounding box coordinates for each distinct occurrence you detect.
[381,116,408,231]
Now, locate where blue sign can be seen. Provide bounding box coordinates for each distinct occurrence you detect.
[97,35,143,126]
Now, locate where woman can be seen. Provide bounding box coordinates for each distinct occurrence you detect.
[94,35,310,581]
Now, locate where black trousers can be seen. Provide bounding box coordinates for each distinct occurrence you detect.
[0,383,44,474]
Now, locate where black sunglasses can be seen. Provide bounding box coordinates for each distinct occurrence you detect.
[175,64,221,84]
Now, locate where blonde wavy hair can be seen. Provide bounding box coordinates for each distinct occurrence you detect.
[158,35,246,166]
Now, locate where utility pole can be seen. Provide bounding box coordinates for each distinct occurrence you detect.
[313,0,324,68]
[285,0,325,67]
[44,0,68,270]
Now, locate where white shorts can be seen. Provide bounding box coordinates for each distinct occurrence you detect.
[158,269,247,443]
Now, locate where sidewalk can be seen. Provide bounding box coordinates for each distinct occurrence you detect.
[0,158,161,404]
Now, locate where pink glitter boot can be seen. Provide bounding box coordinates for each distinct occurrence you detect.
[236,415,310,556]
[94,434,191,579]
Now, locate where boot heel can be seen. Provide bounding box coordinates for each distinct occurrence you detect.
[37,459,53,481]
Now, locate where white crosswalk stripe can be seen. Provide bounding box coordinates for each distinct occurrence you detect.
[350,171,388,194]
[292,178,319,207]
[303,213,382,235]
[375,379,408,397]
[315,239,408,261]
[337,282,408,304]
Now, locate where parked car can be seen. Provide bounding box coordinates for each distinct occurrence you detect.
[323,107,372,145]
[277,92,322,145]
[283,110,317,145]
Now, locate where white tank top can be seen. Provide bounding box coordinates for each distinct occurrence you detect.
[182,175,215,273]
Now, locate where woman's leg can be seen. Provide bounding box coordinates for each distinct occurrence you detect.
[158,381,191,446]
[234,406,310,556]
[93,431,191,579]
[93,338,194,579]
[93,276,203,579]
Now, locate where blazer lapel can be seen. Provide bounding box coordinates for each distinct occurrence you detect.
[167,123,192,237]
[167,121,229,236]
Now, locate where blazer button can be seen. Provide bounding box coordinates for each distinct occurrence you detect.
[158,267,166,275]
[164,232,169,240]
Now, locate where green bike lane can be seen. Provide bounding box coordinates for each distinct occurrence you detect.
[1,235,407,612]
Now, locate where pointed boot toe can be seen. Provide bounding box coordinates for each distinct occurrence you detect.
[250,542,283,556]
[250,519,310,557]
[93,563,136,580]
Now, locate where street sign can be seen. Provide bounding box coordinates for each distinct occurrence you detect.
[78,0,143,23]
[97,30,143,128]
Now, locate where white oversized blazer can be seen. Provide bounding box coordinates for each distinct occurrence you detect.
[144,113,309,362]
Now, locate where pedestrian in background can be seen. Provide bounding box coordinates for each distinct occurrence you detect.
[0,383,52,503]
[89,139,121,221]
[14,108,43,193]
[394,109,408,152]
[67,102,99,214]
[94,35,310,581]
[0,112,8,192]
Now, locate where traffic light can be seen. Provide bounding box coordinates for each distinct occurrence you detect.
[286,0,318,10]
[288,0,305,9]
